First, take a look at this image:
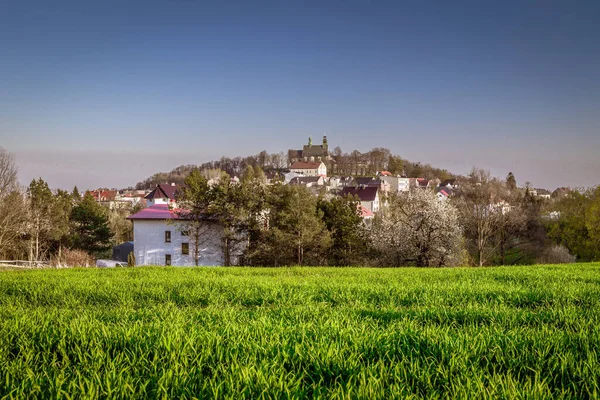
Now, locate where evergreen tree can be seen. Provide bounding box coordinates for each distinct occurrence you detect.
[253,184,330,266]
[506,172,517,191]
[70,193,112,257]
[317,195,366,266]
[72,186,81,203]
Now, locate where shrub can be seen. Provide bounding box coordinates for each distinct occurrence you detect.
[51,248,95,268]
[538,245,576,264]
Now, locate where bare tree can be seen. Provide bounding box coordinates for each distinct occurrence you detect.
[454,168,507,266]
[0,191,28,259]
[0,147,18,197]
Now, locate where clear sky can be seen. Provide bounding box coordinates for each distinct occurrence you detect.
[1,0,599,190]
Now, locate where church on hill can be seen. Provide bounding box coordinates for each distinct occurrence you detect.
[288,135,331,164]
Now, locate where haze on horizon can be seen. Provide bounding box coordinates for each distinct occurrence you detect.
[1,0,599,191]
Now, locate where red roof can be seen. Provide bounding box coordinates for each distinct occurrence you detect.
[88,189,117,202]
[289,161,323,169]
[127,204,181,220]
[359,205,374,218]
[379,171,392,176]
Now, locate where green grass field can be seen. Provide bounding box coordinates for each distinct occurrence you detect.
[0,265,599,399]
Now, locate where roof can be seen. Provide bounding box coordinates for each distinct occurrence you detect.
[436,186,453,195]
[301,144,328,158]
[379,171,392,176]
[289,161,323,169]
[145,184,178,200]
[341,186,379,202]
[289,176,322,185]
[88,189,117,202]
[440,179,456,187]
[359,205,374,218]
[353,177,381,187]
[127,204,181,220]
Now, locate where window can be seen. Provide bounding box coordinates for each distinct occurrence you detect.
[165,230,171,243]
[181,230,189,236]
[165,254,172,266]
[182,243,189,255]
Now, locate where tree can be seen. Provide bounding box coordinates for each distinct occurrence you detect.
[26,178,54,261]
[70,193,112,258]
[251,184,330,266]
[0,191,28,259]
[545,186,600,262]
[176,170,214,266]
[0,147,18,196]
[455,168,507,266]
[506,172,517,191]
[72,186,81,203]
[207,172,248,266]
[317,195,366,266]
[0,149,26,259]
[370,190,463,267]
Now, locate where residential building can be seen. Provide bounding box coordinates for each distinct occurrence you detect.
[289,176,325,187]
[127,204,225,266]
[341,186,381,213]
[289,161,327,177]
[145,184,178,207]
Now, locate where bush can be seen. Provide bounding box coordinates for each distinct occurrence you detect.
[51,248,95,268]
[538,245,576,264]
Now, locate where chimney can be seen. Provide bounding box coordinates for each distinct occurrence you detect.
[171,182,176,186]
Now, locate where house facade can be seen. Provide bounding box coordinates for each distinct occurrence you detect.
[341,186,381,213]
[289,161,327,177]
[127,203,225,266]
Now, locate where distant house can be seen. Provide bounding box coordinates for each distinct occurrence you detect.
[127,204,225,266]
[534,188,551,199]
[289,176,325,187]
[289,161,327,177]
[439,179,458,189]
[436,188,451,201]
[377,174,409,192]
[145,184,178,207]
[359,204,374,220]
[88,189,117,202]
[341,186,381,213]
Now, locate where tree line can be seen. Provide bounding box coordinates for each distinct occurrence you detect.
[1,146,598,267]
[0,148,135,264]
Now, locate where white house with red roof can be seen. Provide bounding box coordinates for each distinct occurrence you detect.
[289,161,327,177]
[127,200,224,267]
[145,183,178,207]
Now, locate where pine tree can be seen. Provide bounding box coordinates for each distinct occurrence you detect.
[70,193,112,257]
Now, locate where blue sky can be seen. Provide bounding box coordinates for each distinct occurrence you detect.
[1,0,599,190]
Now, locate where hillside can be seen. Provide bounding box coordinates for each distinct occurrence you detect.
[135,147,456,189]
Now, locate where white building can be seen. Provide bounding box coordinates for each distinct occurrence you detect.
[341,186,381,213]
[289,161,327,177]
[127,204,225,266]
[145,183,178,207]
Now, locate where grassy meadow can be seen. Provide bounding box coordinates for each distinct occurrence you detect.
[0,264,599,399]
